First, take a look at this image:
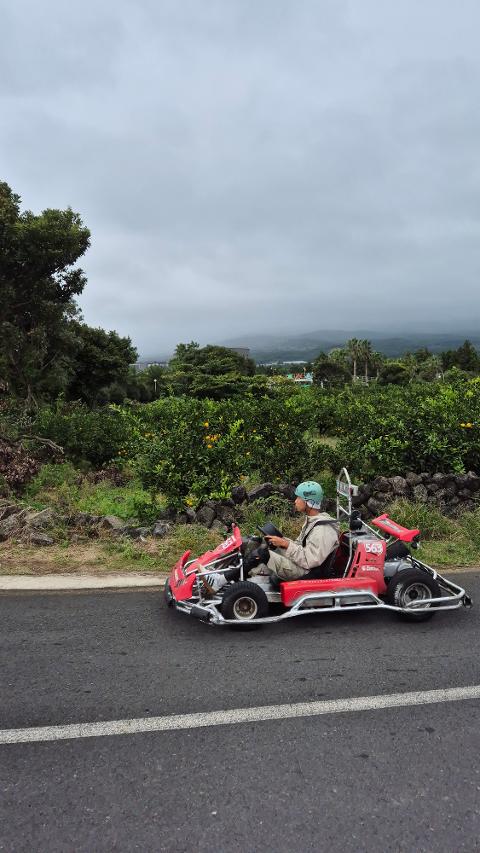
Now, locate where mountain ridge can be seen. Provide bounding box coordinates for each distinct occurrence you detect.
[141,330,480,363]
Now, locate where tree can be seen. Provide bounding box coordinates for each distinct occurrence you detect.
[441,340,479,373]
[378,361,410,385]
[169,342,256,376]
[0,181,91,404]
[67,323,137,405]
[417,354,442,381]
[312,352,350,386]
[345,338,363,382]
[358,339,373,383]
[369,350,384,380]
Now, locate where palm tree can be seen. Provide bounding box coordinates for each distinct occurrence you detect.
[345,338,363,382]
[358,339,373,383]
[369,351,384,380]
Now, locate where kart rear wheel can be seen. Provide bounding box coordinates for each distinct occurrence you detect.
[386,568,441,621]
[220,581,269,626]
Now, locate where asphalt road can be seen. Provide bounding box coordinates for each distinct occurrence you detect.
[1,571,479,852]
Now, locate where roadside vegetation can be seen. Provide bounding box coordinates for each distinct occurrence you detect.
[1,179,480,572]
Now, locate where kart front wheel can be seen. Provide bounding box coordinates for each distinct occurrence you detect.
[220,581,269,625]
[386,569,441,621]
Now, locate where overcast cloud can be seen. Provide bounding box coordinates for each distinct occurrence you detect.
[2,0,480,357]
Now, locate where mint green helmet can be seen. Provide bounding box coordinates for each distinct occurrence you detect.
[295,480,324,508]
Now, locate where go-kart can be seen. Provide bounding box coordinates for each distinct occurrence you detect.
[164,468,472,627]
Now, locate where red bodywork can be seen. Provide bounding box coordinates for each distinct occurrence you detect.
[281,536,387,605]
[169,527,243,602]
[371,514,420,542]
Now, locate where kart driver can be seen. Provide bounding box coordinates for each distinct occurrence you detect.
[256,480,339,581]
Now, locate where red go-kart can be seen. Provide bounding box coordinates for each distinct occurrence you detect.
[164,469,472,627]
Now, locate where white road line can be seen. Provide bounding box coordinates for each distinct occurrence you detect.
[1,685,479,745]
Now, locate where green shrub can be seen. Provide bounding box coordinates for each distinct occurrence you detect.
[32,402,135,467]
[25,462,79,497]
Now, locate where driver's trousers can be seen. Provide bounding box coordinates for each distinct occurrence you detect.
[266,551,307,580]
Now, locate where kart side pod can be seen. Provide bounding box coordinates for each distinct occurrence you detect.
[281,577,380,608]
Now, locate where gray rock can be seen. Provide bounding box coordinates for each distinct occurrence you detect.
[391,476,408,496]
[457,489,472,500]
[0,510,27,541]
[175,512,188,525]
[359,483,372,499]
[152,521,172,538]
[351,494,365,508]
[247,483,275,501]
[444,480,458,495]
[211,519,226,533]
[419,472,430,483]
[454,474,471,490]
[412,484,428,503]
[466,471,480,491]
[69,511,96,526]
[196,506,216,528]
[203,499,217,509]
[432,472,447,485]
[367,497,383,516]
[231,485,247,504]
[185,507,197,523]
[28,532,54,546]
[276,483,296,500]
[124,526,152,539]
[98,515,125,531]
[426,482,440,494]
[372,477,392,493]
[406,472,422,486]
[374,492,392,506]
[155,506,177,521]
[25,508,56,529]
[215,503,236,527]
[0,504,23,522]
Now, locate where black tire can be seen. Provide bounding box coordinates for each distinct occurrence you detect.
[220,581,269,624]
[164,580,174,608]
[386,568,441,621]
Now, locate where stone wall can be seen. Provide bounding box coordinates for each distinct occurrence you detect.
[2,473,479,547]
[353,471,480,518]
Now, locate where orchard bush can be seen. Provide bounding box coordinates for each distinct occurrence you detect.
[335,379,480,478]
[19,378,480,506]
[32,402,135,467]
[133,395,313,507]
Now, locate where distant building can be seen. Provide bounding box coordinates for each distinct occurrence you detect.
[287,372,313,386]
[228,347,251,359]
[132,361,169,373]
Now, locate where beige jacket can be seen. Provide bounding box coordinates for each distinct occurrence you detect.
[284,513,339,571]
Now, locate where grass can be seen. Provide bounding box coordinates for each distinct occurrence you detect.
[387,499,480,567]
[23,464,157,522]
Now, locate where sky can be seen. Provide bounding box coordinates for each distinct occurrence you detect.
[2,0,480,358]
